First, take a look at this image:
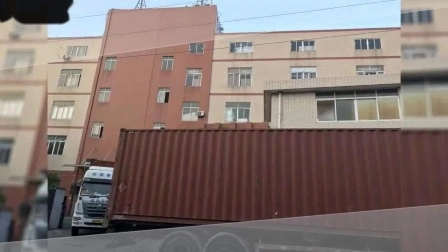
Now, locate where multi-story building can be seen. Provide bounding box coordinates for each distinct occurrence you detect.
[47,36,103,209]
[401,0,448,128]
[0,20,47,240]
[76,6,219,165]
[209,28,401,128]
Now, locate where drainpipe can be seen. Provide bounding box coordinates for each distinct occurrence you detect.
[277,92,282,128]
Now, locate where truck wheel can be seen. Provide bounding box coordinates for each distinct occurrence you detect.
[71,227,80,236]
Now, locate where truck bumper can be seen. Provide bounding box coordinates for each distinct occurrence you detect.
[72,213,107,229]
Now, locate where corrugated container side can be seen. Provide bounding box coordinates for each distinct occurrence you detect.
[108,129,448,223]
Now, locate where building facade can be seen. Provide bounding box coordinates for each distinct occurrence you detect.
[401,0,448,129]
[0,20,47,240]
[209,28,401,128]
[77,6,219,164]
[47,36,102,172]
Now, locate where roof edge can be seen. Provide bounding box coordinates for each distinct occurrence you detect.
[217,27,400,36]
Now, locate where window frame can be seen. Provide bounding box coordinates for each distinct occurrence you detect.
[66,46,88,57]
[315,89,401,122]
[47,135,67,156]
[161,56,174,70]
[104,57,117,71]
[401,44,437,59]
[153,122,166,129]
[291,40,316,52]
[0,139,14,165]
[50,101,75,120]
[228,68,252,87]
[58,69,82,87]
[230,42,253,53]
[189,43,205,54]
[354,38,382,50]
[98,88,111,103]
[181,102,200,122]
[401,82,448,119]
[157,88,170,103]
[225,102,251,123]
[0,94,25,118]
[185,69,203,87]
[356,65,385,75]
[401,10,433,25]
[291,67,317,79]
[91,122,104,138]
[3,50,35,75]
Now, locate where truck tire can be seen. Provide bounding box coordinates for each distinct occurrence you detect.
[71,227,80,236]
[159,231,202,252]
[203,233,250,252]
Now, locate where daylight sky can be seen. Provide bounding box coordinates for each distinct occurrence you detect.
[48,0,399,37]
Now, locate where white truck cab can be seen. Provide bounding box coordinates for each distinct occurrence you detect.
[71,166,113,236]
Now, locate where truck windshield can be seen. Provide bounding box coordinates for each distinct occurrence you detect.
[81,182,111,196]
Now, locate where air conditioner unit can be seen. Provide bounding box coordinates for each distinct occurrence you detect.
[9,30,21,40]
[197,111,206,117]
[62,55,71,60]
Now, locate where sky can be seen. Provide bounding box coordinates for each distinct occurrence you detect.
[48,0,400,37]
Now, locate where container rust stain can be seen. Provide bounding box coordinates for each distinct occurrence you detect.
[108,129,448,224]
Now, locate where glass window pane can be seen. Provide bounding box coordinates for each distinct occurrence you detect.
[336,100,355,121]
[430,89,448,117]
[355,40,361,50]
[355,90,376,98]
[357,99,378,120]
[317,100,335,121]
[402,92,427,117]
[378,97,400,119]
[361,39,368,50]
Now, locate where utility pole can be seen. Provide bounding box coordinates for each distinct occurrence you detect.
[135,0,147,9]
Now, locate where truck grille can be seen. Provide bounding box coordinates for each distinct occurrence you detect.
[83,203,107,218]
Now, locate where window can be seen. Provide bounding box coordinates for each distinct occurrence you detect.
[105,57,117,71]
[91,122,104,138]
[401,84,448,118]
[356,65,385,75]
[291,67,317,79]
[230,42,253,53]
[402,45,437,59]
[185,69,202,87]
[182,102,199,121]
[189,43,205,54]
[291,40,315,52]
[50,101,75,120]
[66,46,88,56]
[161,56,174,70]
[47,135,66,156]
[225,102,251,122]
[153,123,166,129]
[3,50,34,74]
[316,89,400,122]
[401,10,433,25]
[355,39,382,50]
[0,139,14,164]
[228,68,252,87]
[58,69,82,87]
[157,88,170,103]
[98,88,111,103]
[0,94,24,118]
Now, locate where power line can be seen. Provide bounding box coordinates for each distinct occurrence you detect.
[72,28,399,63]
[52,0,397,43]
[105,0,398,37]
